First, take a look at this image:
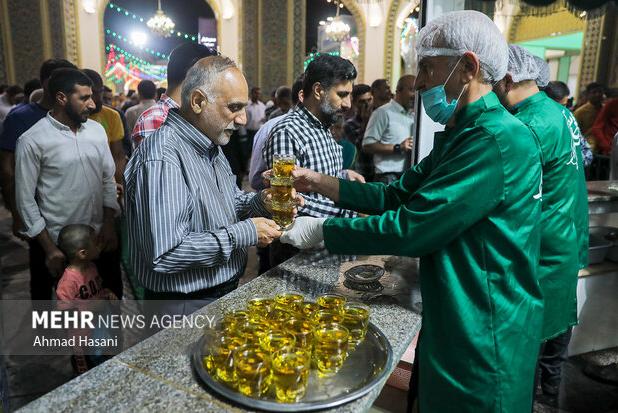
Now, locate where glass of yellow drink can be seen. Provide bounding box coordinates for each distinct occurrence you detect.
[273,154,296,178]
[271,201,295,229]
[234,344,272,397]
[312,309,344,326]
[271,346,311,403]
[247,297,274,318]
[313,323,349,376]
[283,317,314,350]
[316,293,347,314]
[274,292,305,312]
[270,176,294,205]
[207,333,246,387]
[342,302,370,348]
[260,329,296,355]
[300,301,319,319]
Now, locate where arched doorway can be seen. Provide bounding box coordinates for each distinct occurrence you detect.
[384,0,419,87]
[339,0,366,81]
[99,0,221,90]
[305,0,366,81]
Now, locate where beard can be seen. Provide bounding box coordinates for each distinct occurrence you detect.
[66,103,90,125]
[319,97,344,126]
[213,121,238,146]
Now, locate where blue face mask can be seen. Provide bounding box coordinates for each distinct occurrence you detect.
[420,58,467,125]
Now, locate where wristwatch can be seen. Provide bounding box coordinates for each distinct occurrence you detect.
[393,144,402,154]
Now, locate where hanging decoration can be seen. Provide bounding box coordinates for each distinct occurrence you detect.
[107,3,198,41]
[105,44,167,74]
[105,29,169,59]
[303,51,340,70]
[104,44,167,87]
[324,0,351,42]
[147,0,175,37]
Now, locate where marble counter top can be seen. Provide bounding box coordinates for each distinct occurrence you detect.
[587,181,618,203]
[19,252,421,412]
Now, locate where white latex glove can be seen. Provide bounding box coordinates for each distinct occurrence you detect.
[280,217,326,249]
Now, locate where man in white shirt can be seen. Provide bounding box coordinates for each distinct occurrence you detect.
[15,68,120,298]
[125,79,158,132]
[0,85,23,122]
[246,86,266,133]
[362,75,416,184]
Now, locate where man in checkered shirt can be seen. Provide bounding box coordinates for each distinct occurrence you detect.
[264,55,365,219]
[131,43,216,149]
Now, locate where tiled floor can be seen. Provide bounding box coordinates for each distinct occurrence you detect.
[1,200,617,411]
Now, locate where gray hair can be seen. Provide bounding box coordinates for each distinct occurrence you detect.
[181,55,237,109]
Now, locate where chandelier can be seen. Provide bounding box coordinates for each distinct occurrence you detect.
[325,0,350,42]
[147,0,175,37]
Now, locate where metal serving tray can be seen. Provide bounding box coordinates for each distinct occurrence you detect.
[192,323,393,412]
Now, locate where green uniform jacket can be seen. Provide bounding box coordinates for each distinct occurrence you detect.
[512,92,589,340]
[323,93,543,412]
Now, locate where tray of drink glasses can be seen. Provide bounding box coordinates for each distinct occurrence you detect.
[191,293,393,412]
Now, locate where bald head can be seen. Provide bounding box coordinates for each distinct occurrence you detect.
[395,74,417,111]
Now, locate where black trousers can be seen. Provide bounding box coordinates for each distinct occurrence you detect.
[143,278,238,320]
[29,240,123,300]
[256,246,271,275]
[269,240,299,268]
[538,328,572,392]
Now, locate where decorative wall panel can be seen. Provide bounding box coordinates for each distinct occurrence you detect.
[0,0,9,84]
[243,0,259,89]
[49,0,66,58]
[7,0,44,84]
[291,0,306,81]
[63,0,79,65]
[579,14,603,93]
[260,0,288,93]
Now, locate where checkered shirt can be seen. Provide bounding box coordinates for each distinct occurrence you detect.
[263,105,356,218]
[131,95,179,148]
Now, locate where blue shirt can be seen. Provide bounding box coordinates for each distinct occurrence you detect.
[0,103,47,152]
[124,109,268,293]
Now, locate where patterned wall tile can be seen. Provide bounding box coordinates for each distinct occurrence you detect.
[0,13,7,84]
[48,0,66,58]
[7,0,44,84]
[292,0,305,79]
[243,0,259,89]
[63,0,79,65]
[260,0,288,93]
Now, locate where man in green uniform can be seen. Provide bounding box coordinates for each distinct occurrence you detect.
[280,11,544,413]
[493,45,589,398]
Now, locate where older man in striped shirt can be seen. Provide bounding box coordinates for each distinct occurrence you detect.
[124,56,283,314]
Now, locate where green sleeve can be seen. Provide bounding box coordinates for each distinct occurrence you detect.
[324,136,504,257]
[337,153,433,215]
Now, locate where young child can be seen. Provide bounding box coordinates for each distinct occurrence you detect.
[56,224,109,301]
[56,224,116,374]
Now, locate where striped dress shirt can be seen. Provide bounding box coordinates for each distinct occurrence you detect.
[263,105,355,218]
[124,109,268,293]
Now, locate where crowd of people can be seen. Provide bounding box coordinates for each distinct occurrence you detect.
[0,8,616,412]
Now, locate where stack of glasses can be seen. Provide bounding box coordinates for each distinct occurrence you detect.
[270,154,296,229]
[202,293,370,403]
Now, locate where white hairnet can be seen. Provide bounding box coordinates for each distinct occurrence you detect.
[507,44,549,86]
[533,55,550,88]
[416,10,508,83]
